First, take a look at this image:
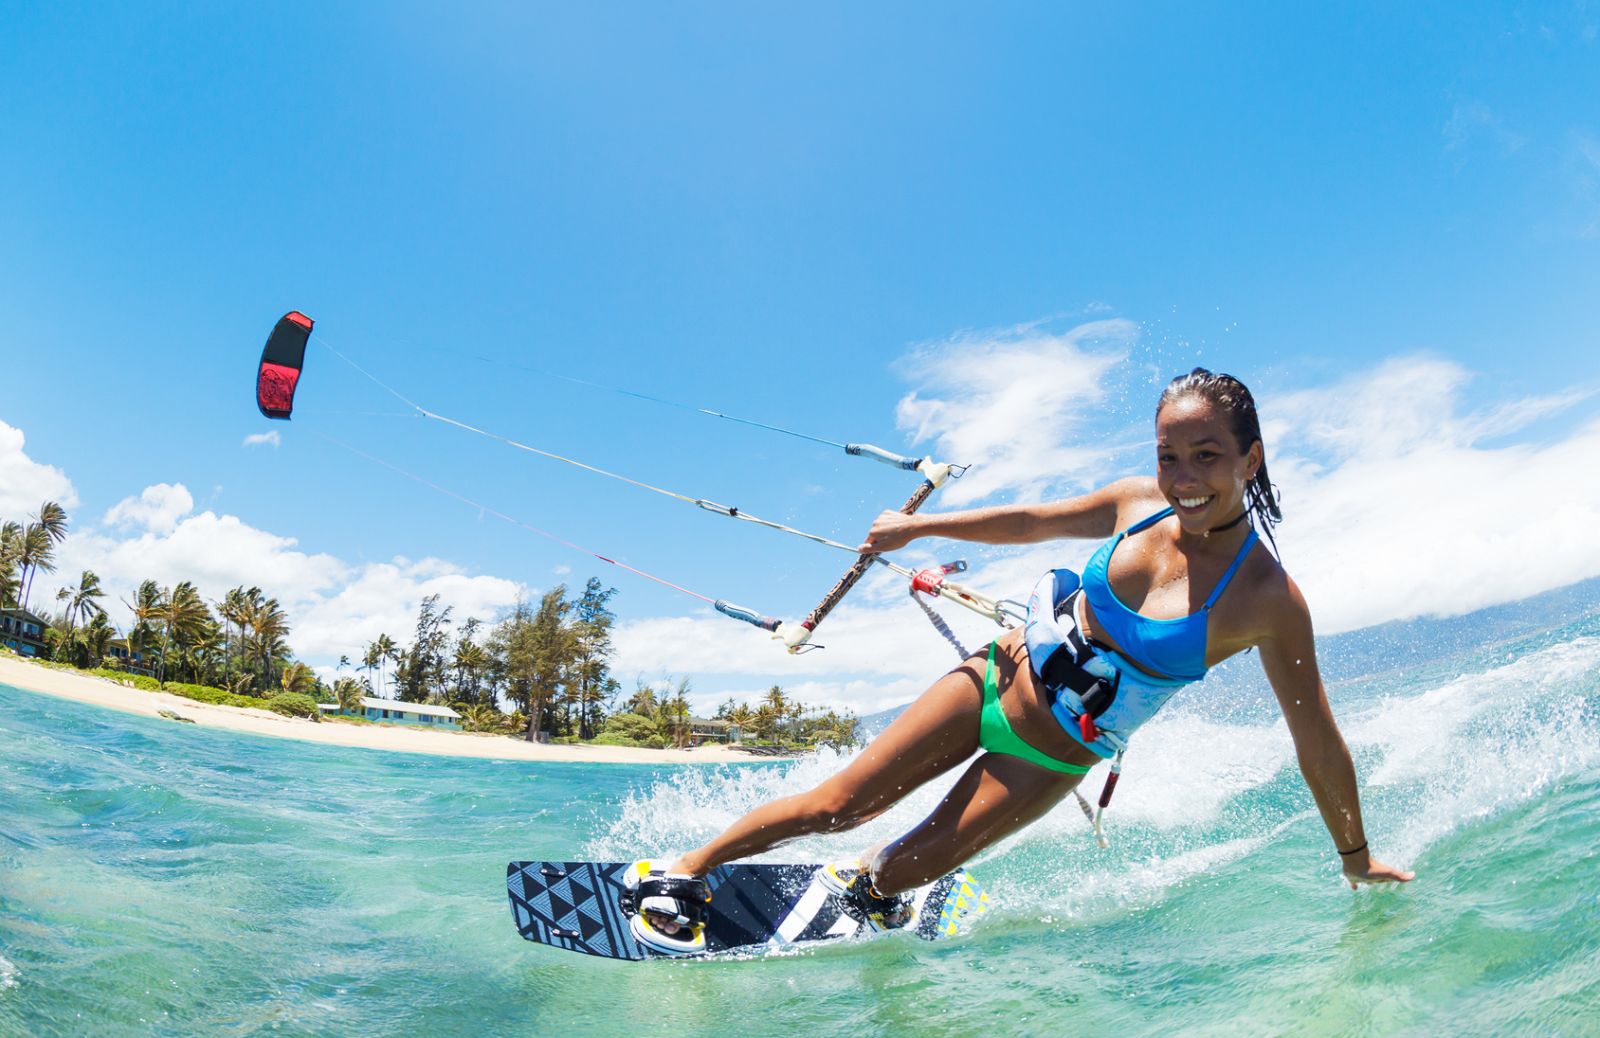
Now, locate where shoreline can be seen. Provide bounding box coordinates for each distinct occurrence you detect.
[0,655,800,765]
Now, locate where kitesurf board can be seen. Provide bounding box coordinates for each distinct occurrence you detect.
[507,860,989,960]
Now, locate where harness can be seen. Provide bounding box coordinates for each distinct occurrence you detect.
[1024,567,1130,847]
[1025,569,1128,751]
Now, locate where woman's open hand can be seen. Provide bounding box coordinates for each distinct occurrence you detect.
[859,510,922,554]
[1342,851,1415,889]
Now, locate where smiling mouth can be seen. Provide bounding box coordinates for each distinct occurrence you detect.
[1177,495,1213,509]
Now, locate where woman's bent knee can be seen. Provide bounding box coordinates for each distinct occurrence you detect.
[802,785,881,833]
[865,840,946,895]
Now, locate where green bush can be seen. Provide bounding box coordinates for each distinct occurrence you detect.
[591,731,644,748]
[86,668,161,691]
[601,713,660,742]
[161,682,259,709]
[265,692,322,720]
[645,734,670,749]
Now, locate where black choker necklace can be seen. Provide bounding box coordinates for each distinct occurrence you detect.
[1204,510,1249,537]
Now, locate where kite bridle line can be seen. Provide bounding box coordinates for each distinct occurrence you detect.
[308,330,1016,651]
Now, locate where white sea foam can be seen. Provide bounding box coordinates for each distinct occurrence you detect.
[1345,635,1600,861]
[587,630,1600,925]
[0,953,16,991]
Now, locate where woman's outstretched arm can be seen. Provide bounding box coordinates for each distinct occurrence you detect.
[860,476,1159,553]
[1259,576,1414,888]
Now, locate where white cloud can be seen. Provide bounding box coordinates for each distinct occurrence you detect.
[292,558,522,660]
[0,418,77,518]
[1264,356,1600,634]
[56,482,525,668]
[242,430,281,449]
[893,319,1137,506]
[103,483,195,535]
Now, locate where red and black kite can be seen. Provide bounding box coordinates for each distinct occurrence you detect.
[256,311,313,419]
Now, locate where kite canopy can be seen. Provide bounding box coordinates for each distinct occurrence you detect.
[256,311,313,419]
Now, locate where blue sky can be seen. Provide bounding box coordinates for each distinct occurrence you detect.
[3,3,1598,710]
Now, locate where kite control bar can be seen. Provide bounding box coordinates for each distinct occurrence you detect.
[774,458,952,652]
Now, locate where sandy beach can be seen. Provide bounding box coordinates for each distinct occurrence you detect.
[0,654,795,765]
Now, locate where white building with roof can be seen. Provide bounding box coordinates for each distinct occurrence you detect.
[320,696,462,730]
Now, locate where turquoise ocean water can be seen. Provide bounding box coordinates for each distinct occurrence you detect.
[4,591,1599,1037]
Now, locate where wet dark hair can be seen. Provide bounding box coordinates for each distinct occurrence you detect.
[1157,367,1282,554]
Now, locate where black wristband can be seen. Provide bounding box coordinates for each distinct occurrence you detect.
[1338,841,1368,857]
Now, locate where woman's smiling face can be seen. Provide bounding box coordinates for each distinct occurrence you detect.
[1155,394,1262,534]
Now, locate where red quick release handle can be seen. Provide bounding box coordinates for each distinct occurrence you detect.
[1078,713,1099,744]
[910,568,946,595]
[1098,769,1120,809]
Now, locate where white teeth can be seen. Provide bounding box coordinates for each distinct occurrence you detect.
[1178,496,1210,508]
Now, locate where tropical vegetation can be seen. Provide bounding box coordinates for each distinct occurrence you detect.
[1,501,860,751]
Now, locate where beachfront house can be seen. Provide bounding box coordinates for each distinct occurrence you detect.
[1,608,50,658]
[687,716,742,745]
[322,696,463,730]
[106,638,154,676]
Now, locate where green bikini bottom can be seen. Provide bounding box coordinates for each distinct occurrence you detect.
[979,641,1091,775]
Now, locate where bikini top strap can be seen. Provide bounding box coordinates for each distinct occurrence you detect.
[1203,527,1260,611]
[1122,507,1175,539]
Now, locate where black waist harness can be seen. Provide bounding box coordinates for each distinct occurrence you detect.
[1029,591,1122,724]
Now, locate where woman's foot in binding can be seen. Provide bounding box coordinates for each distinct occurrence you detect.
[620,860,711,956]
[818,861,914,932]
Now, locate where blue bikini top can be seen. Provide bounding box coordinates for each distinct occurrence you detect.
[1079,507,1259,683]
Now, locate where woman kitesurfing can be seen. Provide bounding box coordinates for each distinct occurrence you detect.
[627,367,1414,954]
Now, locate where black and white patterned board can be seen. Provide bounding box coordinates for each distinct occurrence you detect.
[506,860,986,960]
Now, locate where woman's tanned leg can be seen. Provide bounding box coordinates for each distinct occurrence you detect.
[667,656,986,876]
[867,752,1083,894]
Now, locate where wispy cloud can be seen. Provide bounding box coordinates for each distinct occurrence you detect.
[1443,102,1526,157]
[1571,131,1600,238]
[1264,355,1600,633]
[242,430,281,449]
[893,318,1138,506]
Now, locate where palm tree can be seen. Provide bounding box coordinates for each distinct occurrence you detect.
[331,676,365,715]
[727,702,755,743]
[461,703,508,733]
[79,611,116,668]
[32,502,68,544]
[365,634,398,698]
[762,685,792,741]
[218,586,258,686]
[123,580,163,669]
[664,685,692,748]
[751,704,780,744]
[626,680,658,717]
[0,522,21,609]
[280,662,316,696]
[154,581,212,686]
[16,502,68,613]
[452,639,489,705]
[55,570,106,630]
[244,596,291,693]
[15,523,55,614]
